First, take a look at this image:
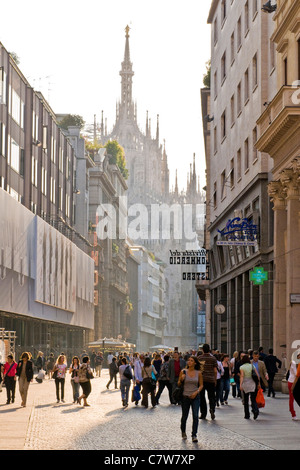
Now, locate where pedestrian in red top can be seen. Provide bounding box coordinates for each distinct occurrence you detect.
[167,351,186,404]
[3,354,18,404]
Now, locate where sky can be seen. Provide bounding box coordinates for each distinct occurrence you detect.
[1,0,212,192]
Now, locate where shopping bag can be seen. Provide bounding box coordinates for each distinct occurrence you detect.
[256,387,265,408]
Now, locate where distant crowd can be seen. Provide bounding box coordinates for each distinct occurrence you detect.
[1,344,300,443]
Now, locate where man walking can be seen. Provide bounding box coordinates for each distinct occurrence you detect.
[197,344,217,420]
[264,348,282,397]
[168,351,186,404]
[251,350,269,393]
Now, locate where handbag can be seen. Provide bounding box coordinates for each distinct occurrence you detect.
[172,370,186,403]
[52,369,58,379]
[256,387,265,408]
[86,368,94,380]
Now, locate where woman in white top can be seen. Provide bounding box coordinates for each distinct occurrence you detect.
[240,354,259,420]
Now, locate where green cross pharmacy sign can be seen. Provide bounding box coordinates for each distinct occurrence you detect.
[249,267,268,285]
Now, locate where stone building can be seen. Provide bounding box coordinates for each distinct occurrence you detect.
[256,0,300,363]
[203,0,277,353]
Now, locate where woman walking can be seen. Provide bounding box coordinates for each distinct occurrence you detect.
[78,356,93,406]
[178,356,203,442]
[16,352,34,407]
[119,357,133,408]
[53,354,67,403]
[141,356,158,408]
[3,354,17,404]
[239,354,259,420]
[69,356,81,403]
[220,354,231,405]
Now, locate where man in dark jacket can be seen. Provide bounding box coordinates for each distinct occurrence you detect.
[167,351,186,404]
[197,344,218,420]
[264,348,282,397]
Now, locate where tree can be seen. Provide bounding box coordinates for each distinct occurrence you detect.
[105,140,129,180]
[203,60,211,88]
[58,114,85,131]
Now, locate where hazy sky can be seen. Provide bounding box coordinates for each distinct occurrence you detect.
[1,0,212,191]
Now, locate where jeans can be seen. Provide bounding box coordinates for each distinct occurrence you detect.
[220,378,230,403]
[107,373,118,389]
[243,390,258,418]
[120,378,131,405]
[199,382,216,418]
[155,380,173,404]
[71,380,80,401]
[267,372,276,396]
[55,378,65,400]
[181,395,200,437]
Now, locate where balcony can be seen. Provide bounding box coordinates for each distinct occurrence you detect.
[256,86,300,158]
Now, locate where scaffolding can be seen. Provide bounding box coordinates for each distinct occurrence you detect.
[0,328,17,362]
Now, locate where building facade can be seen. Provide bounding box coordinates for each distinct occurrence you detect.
[256,0,300,363]
[0,43,95,359]
[203,0,277,353]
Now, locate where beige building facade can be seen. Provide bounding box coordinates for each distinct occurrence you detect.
[256,0,300,362]
[203,0,277,353]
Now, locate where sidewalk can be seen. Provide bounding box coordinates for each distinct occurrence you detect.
[1,371,300,450]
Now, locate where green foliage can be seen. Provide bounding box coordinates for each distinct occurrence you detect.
[59,114,85,130]
[203,60,211,88]
[105,140,129,180]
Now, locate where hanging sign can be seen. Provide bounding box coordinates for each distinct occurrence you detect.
[249,267,268,285]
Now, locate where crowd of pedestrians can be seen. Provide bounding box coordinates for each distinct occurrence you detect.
[1,344,300,442]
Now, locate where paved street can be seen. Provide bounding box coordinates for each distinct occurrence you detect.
[1,369,300,452]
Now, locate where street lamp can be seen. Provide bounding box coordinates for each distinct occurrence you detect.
[261,1,277,13]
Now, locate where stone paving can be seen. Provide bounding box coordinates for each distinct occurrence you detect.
[2,369,300,451]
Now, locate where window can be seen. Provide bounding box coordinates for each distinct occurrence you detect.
[253,0,258,18]
[51,136,56,163]
[213,182,217,208]
[0,68,7,105]
[270,40,275,72]
[244,68,249,103]
[41,167,47,195]
[237,149,241,180]
[237,16,242,50]
[231,32,235,64]
[50,177,56,204]
[221,0,227,24]
[221,52,226,82]
[231,94,235,126]
[0,123,6,156]
[252,127,258,162]
[214,126,217,154]
[252,53,258,89]
[230,158,235,188]
[244,0,249,35]
[244,138,249,171]
[214,17,218,45]
[221,170,226,199]
[10,138,20,173]
[42,126,48,150]
[221,110,226,140]
[237,82,242,115]
[214,70,218,99]
[31,156,38,186]
[284,57,288,85]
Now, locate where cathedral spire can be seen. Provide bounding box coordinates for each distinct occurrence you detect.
[120,25,134,119]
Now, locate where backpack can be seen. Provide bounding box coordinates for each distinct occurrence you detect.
[123,365,133,380]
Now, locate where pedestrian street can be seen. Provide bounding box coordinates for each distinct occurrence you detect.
[1,369,300,452]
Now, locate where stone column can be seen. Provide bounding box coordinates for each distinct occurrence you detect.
[280,165,300,362]
[268,181,287,356]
